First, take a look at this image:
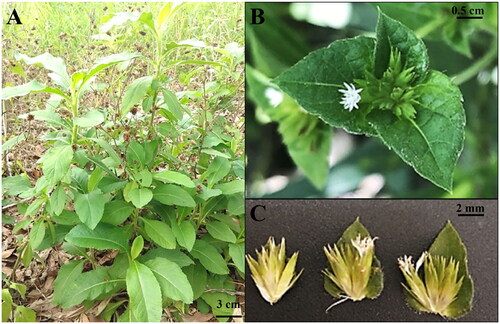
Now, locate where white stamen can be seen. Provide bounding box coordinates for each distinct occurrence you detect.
[338,82,363,112]
[351,235,376,257]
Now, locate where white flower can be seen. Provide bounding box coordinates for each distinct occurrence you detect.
[398,255,413,274]
[351,235,377,257]
[415,251,428,272]
[265,87,284,107]
[338,82,362,111]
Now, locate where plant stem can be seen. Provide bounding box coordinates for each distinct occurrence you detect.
[453,41,498,85]
[415,18,444,39]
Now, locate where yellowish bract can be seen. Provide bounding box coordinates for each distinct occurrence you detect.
[246,237,303,305]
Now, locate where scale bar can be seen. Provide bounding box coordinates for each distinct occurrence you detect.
[216,315,243,318]
[458,213,484,216]
[457,16,483,19]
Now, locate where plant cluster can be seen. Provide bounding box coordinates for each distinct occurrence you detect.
[2,3,244,322]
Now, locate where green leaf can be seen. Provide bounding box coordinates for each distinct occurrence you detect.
[65,223,129,252]
[121,76,153,116]
[129,188,153,208]
[171,220,196,251]
[15,52,71,89]
[52,260,85,306]
[376,10,429,83]
[2,175,32,196]
[131,236,144,260]
[102,200,134,225]
[14,306,36,322]
[184,262,207,300]
[88,167,104,192]
[60,267,123,309]
[229,243,245,273]
[40,145,73,185]
[90,138,121,165]
[126,141,146,168]
[190,239,229,275]
[73,110,105,128]
[49,185,66,216]
[2,134,26,152]
[142,218,176,249]
[152,170,195,188]
[32,110,69,129]
[427,221,473,318]
[135,170,152,187]
[85,52,142,86]
[247,66,332,189]
[274,36,377,135]
[144,257,194,303]
[214,180,244,195]
[29,221,46,250]
[52,210,80,225]
[74,189,105,229]
[126,261,162,322]
[206,221,236,243]
[203,157,231,187]
[367,71,464,192]
[161,89,183,121]
[2,289,13,322]
[153,184,196,207]
[138,248,194,268]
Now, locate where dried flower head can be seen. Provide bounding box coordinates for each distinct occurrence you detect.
[246,237,303,305]
[398,251,464,317]
[323,234,378,307]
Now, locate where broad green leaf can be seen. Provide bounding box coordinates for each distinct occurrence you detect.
[8,282,27,299]
[49,185,66,216]
[15,52,71,89]
[31,110,69,129]
[153,184,196,207]
[135,170,152,187]
[375,10,429,83]
[2,134,26,152]
[200,148,231,159]
[74,189,105,229]
[206,221,236,243]
[65,223,129,252]
[427,221,473,318]
[100,300,126,322]
[40,145,73,185]
[214,180,244,195]
[73,110,105,128]
[29,221,45,250]
[25,198,43,216]
[102,200,135,225]
[274,36,377,136]
[161,89,183,120]
[152,170,195,188]
[131,236,144,260]
[2,80,68,100]
[138,248,194,268]
[90,138,121,165]
[100,12,142,32]
[85,52,142,84]
[126,261,162,322]
[198,185,222,201]
[88,167,104,192]
[227,194,244,215]
[367,71,464,192]
[190,239,229,275]
[144,257,194,303]
[2,289,13,322]
[52,260,85,306]
[142,218,176,249]
[60,267,123,309]
[247,66,331,189]
[203,157,231,187]
[52,210,80,225]
[229,243,245,274]
[171,220,196,251]
[126,141,146,168]
[121,76,153,116]
[129,188,153,208]
[14,306,36,322]
[2,175,32,196]
[184,262,207,299]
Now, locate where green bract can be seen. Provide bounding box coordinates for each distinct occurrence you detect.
[323,218,383,310]
[398,221,473,318]
[274,9,465,192]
